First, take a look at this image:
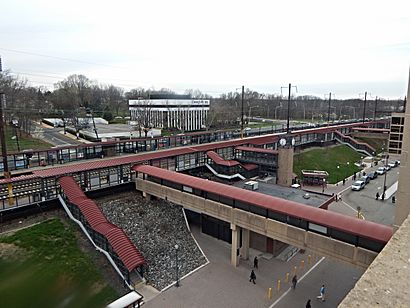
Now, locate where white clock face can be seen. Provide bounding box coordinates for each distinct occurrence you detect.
[291,138,295,146]
[279,138,286,146]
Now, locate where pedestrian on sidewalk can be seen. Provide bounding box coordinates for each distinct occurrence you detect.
[292,274,297,289]
[353,173,357,180]
[253,256,258,269]
[306,299,311,308]
[342,178,346,186]
[376,192,380,200]
[317,284,325,302]
[249,270,256,284]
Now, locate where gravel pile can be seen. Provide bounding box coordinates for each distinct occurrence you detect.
[97,191,207,290]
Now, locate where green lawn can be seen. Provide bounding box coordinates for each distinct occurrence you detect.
[0,219,118,308]
[1,126,52,153]
[294,145,362,184]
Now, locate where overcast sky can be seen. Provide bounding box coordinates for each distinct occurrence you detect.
[1,0,409,98]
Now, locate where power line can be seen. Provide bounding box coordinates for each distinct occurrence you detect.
[0,47,127,70]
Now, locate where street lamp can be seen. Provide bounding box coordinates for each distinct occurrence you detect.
[336,165,340,183]
[382,153,388,200]
[175,244,179,287]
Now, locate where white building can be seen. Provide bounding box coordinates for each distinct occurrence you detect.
[129,97,210,132]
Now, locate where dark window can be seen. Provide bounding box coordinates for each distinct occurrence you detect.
[268,210,287,223]
[220,196,234,206]
[249,205,267,217]
[235,200,250,211]
[329,229,357,245]
[358,237,385,252]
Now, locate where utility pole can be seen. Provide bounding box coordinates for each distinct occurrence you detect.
[281,83,297,134]
[241,85,244,139]
[362,91,367,123]
[0,56,13,205]
[0,56,9,178]
[374,96,378,121]
[327,92,332,124]
[0,91,8,177]
[287,83,291,133]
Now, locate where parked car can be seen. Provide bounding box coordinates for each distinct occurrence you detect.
[385,164,391,171]
[376,167,386,175]
[360,175,370,184]
[388,162,397,168]
[368,172,378,180]
[352,180,366,191]
[395,160,401,166]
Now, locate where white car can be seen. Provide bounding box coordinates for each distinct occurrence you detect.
[388,162,397,168]
[376,167,386,175]
[351,180,366,191]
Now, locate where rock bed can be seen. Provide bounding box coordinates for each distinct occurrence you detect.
[97,191,207,290]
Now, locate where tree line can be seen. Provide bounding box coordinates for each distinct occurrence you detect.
[0,71,405,134]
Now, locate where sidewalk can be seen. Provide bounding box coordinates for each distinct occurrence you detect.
[143,227,322,308]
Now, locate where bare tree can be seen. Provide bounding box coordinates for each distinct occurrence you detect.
[131,99,152,137]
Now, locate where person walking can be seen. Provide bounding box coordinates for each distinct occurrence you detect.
[292,274,297,289]
[317,284,325,301]
[376,192,380,200]
[305,299,311,308]
[253,256,258,269]
[249,270,256,284]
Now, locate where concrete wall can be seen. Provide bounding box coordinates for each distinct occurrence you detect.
[395,75,410,228]
[136,179,378,269]
[339,213,410,307]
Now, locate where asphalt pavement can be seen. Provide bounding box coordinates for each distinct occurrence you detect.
[38,124,83,146]
[303,162,399,225]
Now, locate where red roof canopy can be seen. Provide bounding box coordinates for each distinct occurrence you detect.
[206,151,240,167]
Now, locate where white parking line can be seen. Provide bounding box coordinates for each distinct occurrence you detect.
[269,257,326,307]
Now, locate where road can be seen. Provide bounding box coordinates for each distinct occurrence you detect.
[37,125,82,146]
[340,166,399,226]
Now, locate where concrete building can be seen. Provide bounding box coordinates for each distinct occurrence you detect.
[340,73,410,307]
[388,112,405,154]
[129,94,210,132]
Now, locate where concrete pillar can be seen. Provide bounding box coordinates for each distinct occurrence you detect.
[277,146,294,186]
[241,228,250,260]
[231,223,239,266]
[395,73,410,229]
[142,191,151,200]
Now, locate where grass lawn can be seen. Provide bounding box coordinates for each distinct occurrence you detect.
[1,126,52,153]
[294,145,362,184]
[0,219,118,308]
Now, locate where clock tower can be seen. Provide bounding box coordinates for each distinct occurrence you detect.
[277,137,295,186]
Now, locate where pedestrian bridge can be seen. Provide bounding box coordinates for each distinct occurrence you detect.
[133,165,392,270]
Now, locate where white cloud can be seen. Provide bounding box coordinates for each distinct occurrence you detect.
[0,0,408,98]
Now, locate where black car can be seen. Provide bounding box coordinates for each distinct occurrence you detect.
[368,172,378,180]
